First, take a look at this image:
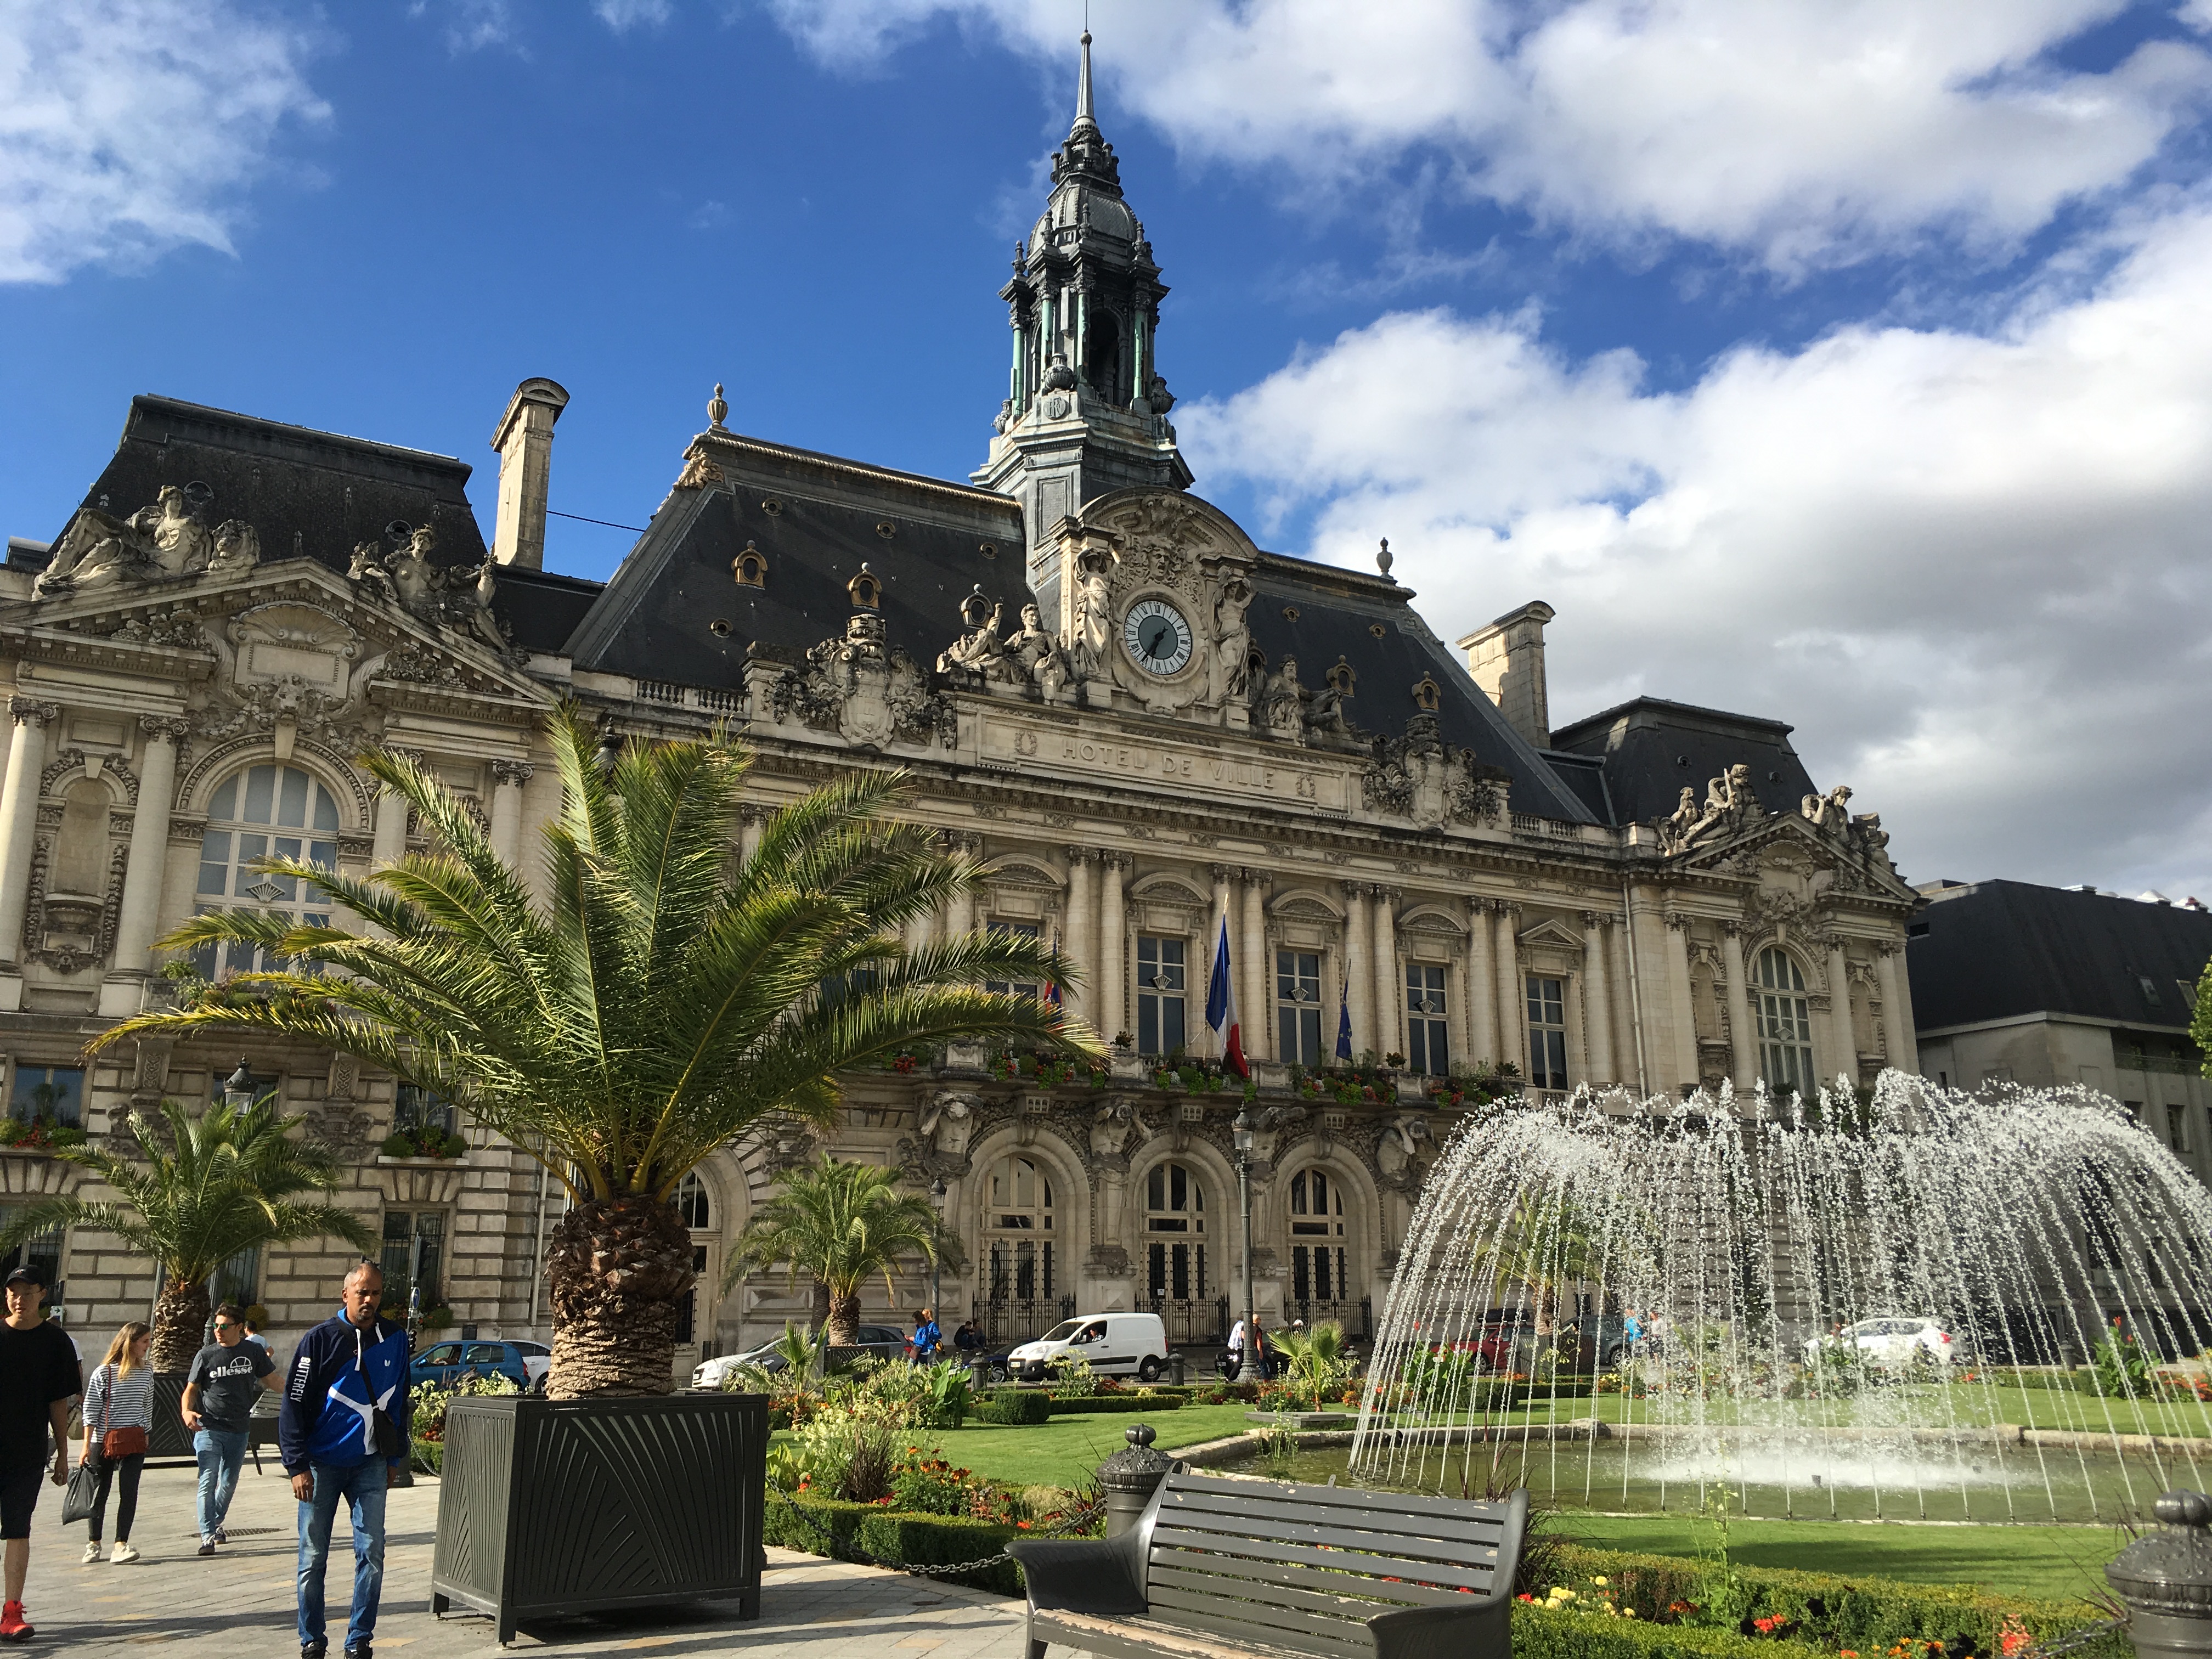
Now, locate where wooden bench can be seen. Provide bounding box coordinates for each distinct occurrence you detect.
[1007,1471,1526,1659]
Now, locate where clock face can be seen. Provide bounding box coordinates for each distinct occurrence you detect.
[1122,598,1195,676]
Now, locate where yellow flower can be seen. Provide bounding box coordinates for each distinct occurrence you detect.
[1623,1610,1637,1620]
[1594,1577,1609,1587]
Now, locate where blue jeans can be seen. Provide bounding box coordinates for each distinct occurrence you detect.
[193,1427,248,1540]
[296,1460,388,1651]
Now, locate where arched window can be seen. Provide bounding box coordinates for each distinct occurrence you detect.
[673,1172,713,1346]
[985,1155,1054,1302]
[1757,948,1815,1096]
[1286,1167,1350,1308]
[674,1172,710,1230]
[1144,1161,1207,1303]
[191,765,341,977]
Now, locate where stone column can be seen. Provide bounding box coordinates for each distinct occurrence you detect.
[1611,913,1643,1094]
[100,716,189,1016]
[1241,870,1269,1051]
[1341,883,1370,1058]
[371,747,416,869]
[1579,911,1615,1085]
[1492,902,1522,1076]
[1722,923,1758,1089]
[489,759,533,868]
[1098,854,1126,1043]
[1876,941,1918,1074]
[1464,898,1497,1065]
[1371,886,1398,1060]
[0,698,60,979]
[737,803,765,867]
[1063,849,1093,1026]
[1662,913,1699,1092]
[1824,935,1858,1089]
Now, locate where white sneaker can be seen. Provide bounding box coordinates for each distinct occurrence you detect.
[110,1543,140,1565]
[82,1541,101,1564]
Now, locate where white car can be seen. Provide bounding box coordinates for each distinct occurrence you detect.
[1008,1312,1169,1383]
[1804,1317,1961,1368]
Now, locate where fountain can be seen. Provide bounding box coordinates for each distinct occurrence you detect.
[1350,1071,2212,1523]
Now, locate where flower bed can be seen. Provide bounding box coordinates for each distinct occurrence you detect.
[1,1115,85,1152]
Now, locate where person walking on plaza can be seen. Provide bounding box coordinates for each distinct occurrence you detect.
[1,1264,82,1643]
[80,1323,156,1565]
[282,1263,411,1659]
[184,1302,278,1555]
[912,1307,941,1362]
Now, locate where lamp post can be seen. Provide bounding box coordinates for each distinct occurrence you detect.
[1233,1109,1259,1385]
[929,1176,947,1362]
[222,1059,255,1107]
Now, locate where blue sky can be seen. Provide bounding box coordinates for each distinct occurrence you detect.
[5,1,2212,904]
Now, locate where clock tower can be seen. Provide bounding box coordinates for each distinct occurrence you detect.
[972,30,1194,629]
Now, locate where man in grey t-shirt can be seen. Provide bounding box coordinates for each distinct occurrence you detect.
[182,1304,277,1553]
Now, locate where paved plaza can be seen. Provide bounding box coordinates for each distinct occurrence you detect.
[12,1459,1030,1657]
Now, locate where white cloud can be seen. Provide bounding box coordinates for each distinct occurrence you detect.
[414,0,516,53]
[593,0,672,29]
[1178,203,2212,898]
[768,0,2212,273]
[0,0,328,284]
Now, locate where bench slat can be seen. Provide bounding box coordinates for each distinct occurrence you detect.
[1148,1559,1477,1615]
[1150,1532,1496,1594]
[1162,1489,1508,1550]
[1031,1609,1314,1659]
[1166,1473,1515,1527]
[1155,1511,1500,1576]
[1146,1585,1377,1656]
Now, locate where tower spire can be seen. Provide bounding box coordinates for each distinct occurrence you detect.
[1073,29,1097,134]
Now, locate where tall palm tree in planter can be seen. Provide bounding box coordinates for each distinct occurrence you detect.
[0,1095,375,1372]
[722,1156,951,1345]
[93,707,1092,1395]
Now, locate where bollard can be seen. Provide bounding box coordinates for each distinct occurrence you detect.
[2108,1491,2212,1659]
[969,1357,992,1393]
[1097,1424,1176,1537]
[1169,1351,1185,1386]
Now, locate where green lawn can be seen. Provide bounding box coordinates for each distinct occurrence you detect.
[1555,1513,2131,1602]
[1452,1386,2212,1440]
[777,1403,1259,1491]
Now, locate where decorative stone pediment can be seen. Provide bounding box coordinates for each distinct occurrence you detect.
[1516,916,1585,974]
[231,602,358,695]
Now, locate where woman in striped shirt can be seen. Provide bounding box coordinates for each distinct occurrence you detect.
[81,1323,154,1564]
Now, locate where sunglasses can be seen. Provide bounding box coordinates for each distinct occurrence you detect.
[214,1320,239,1329]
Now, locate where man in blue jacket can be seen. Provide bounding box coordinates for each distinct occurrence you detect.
[280,1262,410,1659]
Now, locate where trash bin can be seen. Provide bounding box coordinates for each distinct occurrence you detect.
[2107,1491,2212,1659]
[1097,1425,1175,1538]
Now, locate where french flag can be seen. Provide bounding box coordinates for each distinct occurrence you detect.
[1206,916,1248,1078]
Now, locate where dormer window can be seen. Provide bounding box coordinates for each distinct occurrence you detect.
[1325,658,1356,697]
[732,541,768,589]
[848,564,882,610]
[1412,675,1441,711]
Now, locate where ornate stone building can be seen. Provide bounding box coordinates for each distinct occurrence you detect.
[0,38,1919,1369]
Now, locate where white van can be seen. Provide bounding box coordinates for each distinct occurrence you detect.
[1007,1312,1170,1383]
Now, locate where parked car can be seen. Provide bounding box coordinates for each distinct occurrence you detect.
[1007,1312,1169,1383]
[1466,1310,1662,1374]
[410,1339,551,1390]
[688,1324,909,1391]
[1803,1316,1961,1368]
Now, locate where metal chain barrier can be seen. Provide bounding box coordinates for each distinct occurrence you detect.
[769,1483,1103,1578]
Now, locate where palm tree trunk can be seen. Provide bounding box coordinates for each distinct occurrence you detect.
[825,1290,861,1347]
[545,1195,697,1397]
[153,1274,210,1373]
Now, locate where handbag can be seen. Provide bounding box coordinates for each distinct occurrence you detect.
[93,1365,149,1459]
[61,1457,100,1526]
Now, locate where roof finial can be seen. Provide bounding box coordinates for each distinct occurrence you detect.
[1074,25,1097,133]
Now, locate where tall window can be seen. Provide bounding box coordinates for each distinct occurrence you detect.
[1277,950,1322,1065]
[8,1064,83,1128]
[674,1172,711,1229]
[2168,1105,2190,1155]
[673,1175,713,1345]
[984,921,1042,1001]
[1756,949,1815,1096]
[1136,935,1187,1057]
[193,765,341,978]
[380,1210,445,1315]
[1526,975,1567,1090]
[212,1244,259,1308]
[1145,1161,1207,1301]
[985,1155,1054,1300]
[394,1084,456,1139]
[1405,965,1449,1075]
[0,1205,62,1302]
[1287,1168,1349,1303]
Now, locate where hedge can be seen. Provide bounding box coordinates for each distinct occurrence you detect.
[1047,1395,1185,1414]
[1553,1543,2124,1659]
[972,1390,1053,1425]
[762,1491,1025,1595]
[1515,1604,1804,1659]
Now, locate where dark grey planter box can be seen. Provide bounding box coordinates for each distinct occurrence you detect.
[147,1374,191,1458]
[431,1391,768,1645]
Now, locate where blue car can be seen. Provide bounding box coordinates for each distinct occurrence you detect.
[410,1338,551,1391]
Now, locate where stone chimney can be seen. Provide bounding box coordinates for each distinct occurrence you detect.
[488,377,570,571]
[1457,600,1555,749]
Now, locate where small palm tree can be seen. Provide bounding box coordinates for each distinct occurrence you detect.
[0,1097,374,1372]
[92,708,1088,1396]
[1274,1318,1358,1409]
[721,1157,947,1345]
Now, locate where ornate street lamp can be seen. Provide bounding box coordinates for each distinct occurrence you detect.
[222,1059,256,1108]
[1233,1108,1259,1385]
[929,1175,948,1358]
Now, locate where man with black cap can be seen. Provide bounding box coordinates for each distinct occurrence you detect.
[1,1264,82,1643]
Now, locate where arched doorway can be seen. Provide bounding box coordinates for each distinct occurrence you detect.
[1143,1159,1217,1344]
[982,1153,1062,1342]
[1284,1165,1363,1333]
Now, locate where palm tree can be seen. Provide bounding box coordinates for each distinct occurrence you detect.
[0,1096,375,1372]
[720,1157,950,1345]
[91,707,1090,1396]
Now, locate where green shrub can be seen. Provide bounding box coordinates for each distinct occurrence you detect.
[761,1491,1025,1595]
[972,1389,1053,1425]
[1552,1543,2122,1658]
[1514,1603,1800,1659]
[410,1436,443,1475]
[1047,1394,1184,1414]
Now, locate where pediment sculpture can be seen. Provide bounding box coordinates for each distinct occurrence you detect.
[345,526,518,662]
[777,612,956,751]
[1656,761,1761,856]
[33,486,259,598]
[1362,713,1503,828]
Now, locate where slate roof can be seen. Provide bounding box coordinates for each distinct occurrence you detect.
[498,566,605,656]
[1549,696,1821,828]
[1908,879,2212,1035]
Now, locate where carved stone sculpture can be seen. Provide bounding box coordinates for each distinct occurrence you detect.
[937,600,1006,678]
[1071,552,1113,681]
[204,520,259,580]
[1210,573,1253,704]
[1658,761,1759,856]
[1005,603,1069,699]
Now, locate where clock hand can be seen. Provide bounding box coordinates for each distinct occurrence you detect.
[1145,622,1171,655]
